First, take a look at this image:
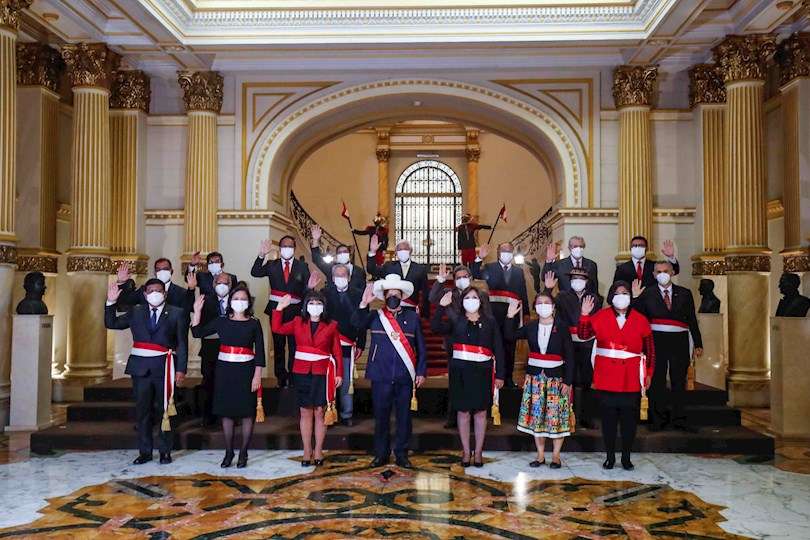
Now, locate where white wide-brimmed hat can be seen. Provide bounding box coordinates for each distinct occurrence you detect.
[372,273,414,300]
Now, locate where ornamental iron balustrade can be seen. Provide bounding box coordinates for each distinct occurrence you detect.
[509,206,553,258]
[289,191,344,255]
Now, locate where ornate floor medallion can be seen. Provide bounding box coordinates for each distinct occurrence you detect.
[0,452,745,539]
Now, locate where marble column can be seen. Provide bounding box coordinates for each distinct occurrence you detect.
[613,65,658,258]
[0,0,32,428]
[713,34,776,407]
[60,43,120,396]
[178,71,222,263]
[375,128,391,220]
[776,33,810,274]
[466,129,481,218]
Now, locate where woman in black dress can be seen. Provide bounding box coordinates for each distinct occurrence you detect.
[432,286,504,467]
[192,283,265,468]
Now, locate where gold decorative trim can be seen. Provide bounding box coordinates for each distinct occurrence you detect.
[16,42,64,92]
[0,244,17,265]
[144,210,185,220]
[783,253,810,273]
[110,257,149,275]
[16,254,58,274]
[178,70,223,113]
[612,65,658,108]
[110,70,151,112]
[713,34,777,83]
[0,0,31,31]
[57,203,71,222]
[767,199,784,220]
[692,259,726,276]
[375,147,391,162]
[465,145,480,162]
[67,255,112,273]
[688,63,726,108]
[61,43,120,89]
[725,254,771,272]
[776,32,810,87]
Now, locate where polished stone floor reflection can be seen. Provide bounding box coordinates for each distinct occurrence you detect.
[2,450,810,539]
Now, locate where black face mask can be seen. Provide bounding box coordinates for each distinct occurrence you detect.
[386,295,401,309]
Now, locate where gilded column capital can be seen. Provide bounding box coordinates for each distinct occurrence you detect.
[375,127,390,144]
[16,43,64,92]
[177,70,223,113]
[688,63,726,108]
[375,147,391,162]
[110,70,151,112]
[712,34,776,84]
[465,146,480,162]
[776,33,810,87]
[0,0,31,32]
[612,65,658,108]
[0,244,17,265]
[61,43,120,89]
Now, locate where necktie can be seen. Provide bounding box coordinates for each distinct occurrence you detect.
[503,265,511,286]
[283,261,290,283]
[664,289,672,310]
[150,308,158,330]
[636,261,643,281]
[220,299,226,316]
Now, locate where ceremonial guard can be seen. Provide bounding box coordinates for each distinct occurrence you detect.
[578,282,655,471]
[537,236,599,293]
[250,236,314,388]
[352,275,427,468]
[114,259,194,312]
[354,213,389,266]
[613,236,680,289]
[505,290,574,468]
[191,284,265,468]
[187,251,238,296]
[471,242,530,387]
[432,286,504,467]
[310,224,367,290]
[633,261,702,432]
[105,278,188,465]
[272,291,343,467]
[194,272,233,427]
[367,236,430,317]
[456,213,491,265]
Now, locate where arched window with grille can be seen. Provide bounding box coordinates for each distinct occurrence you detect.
[395,160,462,265]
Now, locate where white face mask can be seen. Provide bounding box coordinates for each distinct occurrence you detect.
[156,269,172,284]
[570,278,587,293]
[333,276,349,290]
[146,291,165,307]
[570,246,584,259]
[536,303,554,318]
[207,262,222,275]
[612,293,631,310]
[455,277,471,291]
[336,252,351,265]
[397,250,411,263]
[214,283,230,298]
[280,246,295,260]
[307,303,324,318]
[463,297,480,314]
[656,272,672,286]
[630,246,646,260]
[231,299,249,314]
[499,251,514,265]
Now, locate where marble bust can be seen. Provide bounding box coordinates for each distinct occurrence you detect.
[698,279,721,314]
[15,272,48,315]
[776,273,810,318]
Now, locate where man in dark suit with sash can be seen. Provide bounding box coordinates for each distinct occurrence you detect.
[114,259,195,314]
[613,236,680,290]
[367,236,430,317]
[310,224,367,291]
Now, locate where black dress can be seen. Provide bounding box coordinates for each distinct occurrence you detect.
[431,305,505,412]
[192,317,265,418]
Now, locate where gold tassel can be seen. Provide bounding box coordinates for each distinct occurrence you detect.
[410,386,418,412]
[324,402,337,425]
[256,399,266,423]
[161,410,171,432]
[640,393,649,421]
[167,395,177,417]
[687,362,696,391]
[491,403,501,426]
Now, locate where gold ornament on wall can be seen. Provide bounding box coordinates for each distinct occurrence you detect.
[0,244,17,265]
[612,65,658,108]
[177,71,224,113]
[776,33,810,87]
[712,34,777,83]
[375,147,391,162]
[688,63,726,108]
[0,0,31,31]
[61,43,120,89]
[16,254,58,274]
[67,255,112,273]
[110,70,151,112]
[724,254,771,273]
[692,259,726,276]
[16,42,64,92]
[465,146,481,162]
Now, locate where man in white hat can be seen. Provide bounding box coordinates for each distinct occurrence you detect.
[352,274,427,468]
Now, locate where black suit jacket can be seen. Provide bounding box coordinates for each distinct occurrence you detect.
[537,256,599,294]
[323,284,367,350]
[633,284,702,348]
[105,303,189,375]
[367,257,430,316]
[504,316,575,384]
[118,280,194,314]
[556,289,604,329]
[311,247,366,290]
[193,271,238,297]
[250,256,311,316]
[613,258,680,289]
[470,260,530,324]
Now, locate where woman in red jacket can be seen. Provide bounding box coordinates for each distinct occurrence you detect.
[272,291,343,467]
[578,281,655,471]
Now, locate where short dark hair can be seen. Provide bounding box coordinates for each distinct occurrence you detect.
[154,258,172,270]
[279,235,296,247]
[206,251,223,263]
[654,260,674,270]
[782,272,801,290]
[534,289,555,305]
[226,283,255,318]
[301,290,331,323]
[607,280,632,306]
[460,285,494,320]
[453,265,471,278]
[336,244,350,252]
[630,236,648,247]
[144,278,166,291]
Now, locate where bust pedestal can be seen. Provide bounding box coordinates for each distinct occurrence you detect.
[770,317,810,440]
[696,313,726,390]
[8,315,54,431]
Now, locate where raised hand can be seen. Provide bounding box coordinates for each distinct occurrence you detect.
[276,294,292,311]
[507,300,522,319]
[477,244,490,260]
[259,239,271,258]
[661,239,676,259]
[115,261,130,284]
[543,271,558,291]
[268,245,279,260]
[311,224,322,247]
[632,279,645,298]
[580,294,595,316]
[360,283,375,308]
[307,269,322,290]
[190,251,202,267]
[186,270,198,290]
[107,280,122,303]
[193,294,205,314]
[369,234,380,254]
[545,241,558,263]
[439,291,453,307]
[437,263,449,282]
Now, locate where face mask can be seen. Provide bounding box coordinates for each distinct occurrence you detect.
[336,252,350,265]
[333,276,349,290]
[231,299,249,314]
[455,277,471,291]
[397,250,410,263]
[570,278,587,293]
[655,272,671,286]
[146,291,165,307]
[207,262,222,275]
[630,246,646,260]
[463,297,480,313]
[570,247,584,259]
[386,295,401,309]
[280,246,294,260]
[156,269,172,284]
[306,303,324,318]
[499,252,513,265]
[536,303,554,318]
[612,293,631,310]
[214,283,230,297]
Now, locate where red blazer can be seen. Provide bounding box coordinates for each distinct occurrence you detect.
[578,307,655,393]
[271,311,343,376]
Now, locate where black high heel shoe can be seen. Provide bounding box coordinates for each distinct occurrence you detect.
[473,453,484,468]
[313,458,324,467]
[603,457,615,470]
[461,453,471,468]
[220,450,235,468]
[236,451,248,468]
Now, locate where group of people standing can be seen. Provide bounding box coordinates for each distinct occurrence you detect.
[105,218,703,473]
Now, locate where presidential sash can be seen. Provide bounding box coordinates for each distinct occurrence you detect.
[339,334,360,395]
[269,290,301,304]
[131,341,176,432]
[377,309,419,410]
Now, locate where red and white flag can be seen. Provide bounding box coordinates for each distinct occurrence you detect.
[340,200,350,221]
[498,204,508,223]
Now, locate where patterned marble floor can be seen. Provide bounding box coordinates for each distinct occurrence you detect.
[0,449,809,539]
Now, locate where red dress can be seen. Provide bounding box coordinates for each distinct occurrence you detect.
[270,311,343,376]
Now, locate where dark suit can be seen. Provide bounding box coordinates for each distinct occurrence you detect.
[539,256,599,294]
[118,280,194,314]
[633,284,702,427]
[470,260,530,384]
[197,294,228,422]
[367,257,430,317]
[324,283,366,419]
[311,246,366,290]
[613,258,680,289]
[250,256,311,386]
[105,302,188,455]
[192,271,238,297]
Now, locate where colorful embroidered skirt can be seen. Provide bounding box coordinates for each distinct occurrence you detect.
[517,372,573,438]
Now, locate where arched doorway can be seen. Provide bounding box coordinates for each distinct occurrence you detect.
[395,160,462,264]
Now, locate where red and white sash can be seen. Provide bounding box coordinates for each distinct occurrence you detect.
[568,325,595,343]
[400,297,419,312]
[218,345,254,363]
[295,345,337,403]
[377,309,417,382]
[270,290,301,304]
[452,343,494,363]
[339,334,360,394]
[489,289,523,327]
[131,341,175,427]
[651,318,694,355]
[592,341,645,385]
[528,351,563,369]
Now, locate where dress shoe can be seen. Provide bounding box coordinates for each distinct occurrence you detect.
[395,456,414,469]
[341,417,353,428]
[237,451,248,468]
[301,460,311,467]
[313,458,324,467]
[549,461,562,469]
[461,453,471,468]
[473,461,484,468]
[529,459,545,468]
[220,450,235,468]
[602,457,615,470]
[159,453,172,465]
[370,456,389,468]
[133,454,152,465]
[621,459,634,471]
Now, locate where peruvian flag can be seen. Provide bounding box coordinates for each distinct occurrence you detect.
[340,200,350,221]
[498,204,508,223]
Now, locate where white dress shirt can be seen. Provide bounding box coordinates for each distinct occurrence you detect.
[537,322,553,354]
